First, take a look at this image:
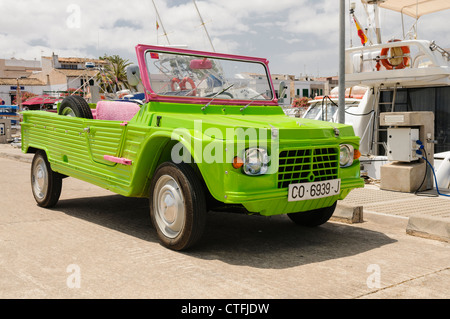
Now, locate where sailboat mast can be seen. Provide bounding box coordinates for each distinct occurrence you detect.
[192,0,215,52]
[152,0,171,45]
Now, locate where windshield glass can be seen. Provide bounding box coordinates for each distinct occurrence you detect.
[145,50,273,102]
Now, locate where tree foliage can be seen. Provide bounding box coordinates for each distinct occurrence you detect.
[96,54,132,93]
[292,97,310,108]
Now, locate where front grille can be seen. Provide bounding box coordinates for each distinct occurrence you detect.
[278,147,339,188]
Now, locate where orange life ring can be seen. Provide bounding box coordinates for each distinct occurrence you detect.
[180,77,197,96]
[380,40,410,70]
[170,77,181,91]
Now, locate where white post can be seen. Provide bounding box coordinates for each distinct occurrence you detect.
[374,2,382,44]
[338,0,346,124]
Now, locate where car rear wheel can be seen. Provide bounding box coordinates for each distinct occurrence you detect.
[58,95,93,119]
[31,151,62,208]
[287,202,337,227]
[149,162,207,251]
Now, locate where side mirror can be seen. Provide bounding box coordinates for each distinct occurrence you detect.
[126,65,141,87]
[190,58,212,70]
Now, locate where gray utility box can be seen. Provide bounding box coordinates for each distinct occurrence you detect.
[387,127,420,162]
[379,112,434,193]
[0,119,12,144]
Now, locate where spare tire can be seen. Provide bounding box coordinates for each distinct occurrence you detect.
[58,95,93,119]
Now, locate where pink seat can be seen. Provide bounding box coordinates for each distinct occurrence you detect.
[95,101,140,121]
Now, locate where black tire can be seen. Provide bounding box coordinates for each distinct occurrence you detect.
[149,162,207,251]
[31,151,62,208]
[287,202,337,227]
[58,95,93,119]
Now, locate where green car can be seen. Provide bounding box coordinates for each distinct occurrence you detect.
[21,45,364,250]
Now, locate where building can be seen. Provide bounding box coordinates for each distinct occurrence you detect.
[0,77,47,105]
[0,58,41,79]
[30,53,108,94]
[314,76,339,95]
[0,54,109,105]
[270,74,328,106]
[0,58,46,105]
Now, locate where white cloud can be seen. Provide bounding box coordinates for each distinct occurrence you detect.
[0,0,448,76]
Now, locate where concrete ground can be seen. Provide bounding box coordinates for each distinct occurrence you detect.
[2,143,448,243]
[0,143,449,300]
[338,183,450,243]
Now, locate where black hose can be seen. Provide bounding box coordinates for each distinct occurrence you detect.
[320,95,374,117]
[414,148,438,197]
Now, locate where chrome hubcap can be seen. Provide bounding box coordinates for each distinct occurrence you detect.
[61,108,75,117]
[153,175,185,238]
[32,157,48,200]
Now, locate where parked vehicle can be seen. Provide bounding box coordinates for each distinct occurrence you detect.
[21,45,364,250]
[303,96,364,123]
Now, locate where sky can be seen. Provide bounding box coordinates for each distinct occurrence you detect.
[1,0,449,77]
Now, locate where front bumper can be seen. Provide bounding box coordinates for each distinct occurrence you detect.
[225,178,364,216]
[200,141,364,216]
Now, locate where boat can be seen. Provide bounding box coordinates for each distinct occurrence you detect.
[0,105,20,125]
[320,0,450,192]
[302,86,367,122]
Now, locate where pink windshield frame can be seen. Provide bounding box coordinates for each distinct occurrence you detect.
[135,44,279,106]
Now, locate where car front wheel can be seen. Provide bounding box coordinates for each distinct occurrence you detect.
[149,162,207,251]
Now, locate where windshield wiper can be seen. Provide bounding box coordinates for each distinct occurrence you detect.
[201,84,234,111]
[240,92,265,112]
[240,100,254,112]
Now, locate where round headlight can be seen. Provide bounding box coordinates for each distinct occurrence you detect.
[243,148,269,175]
[340,144,354,167]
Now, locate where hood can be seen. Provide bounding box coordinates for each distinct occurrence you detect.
[159,112,352,141]
[201,114,349,140]
[148,102,355,141]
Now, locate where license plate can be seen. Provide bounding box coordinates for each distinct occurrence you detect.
[288,179,341,202]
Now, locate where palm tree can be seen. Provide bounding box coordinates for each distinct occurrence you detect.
[97,54,132,93]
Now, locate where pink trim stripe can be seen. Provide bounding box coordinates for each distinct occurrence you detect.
[103,155,132,166]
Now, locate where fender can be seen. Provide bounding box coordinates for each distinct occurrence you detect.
[129,130,225,201]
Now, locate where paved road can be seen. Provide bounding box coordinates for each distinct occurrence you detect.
[0,156,449,300]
